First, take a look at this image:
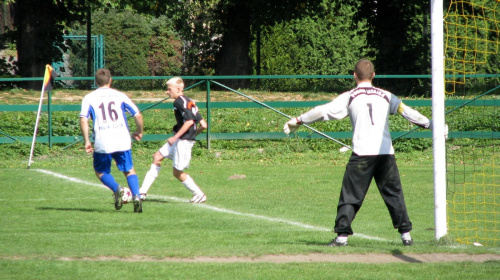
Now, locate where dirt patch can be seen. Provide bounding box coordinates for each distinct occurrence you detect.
[0,89,336,105]
[53,253,500,263]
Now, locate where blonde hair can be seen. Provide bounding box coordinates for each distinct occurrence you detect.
[166,77,184,90]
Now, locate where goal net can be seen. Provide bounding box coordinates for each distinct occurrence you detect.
[444,0,500,246]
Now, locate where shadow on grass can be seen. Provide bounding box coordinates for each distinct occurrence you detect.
[299,240,333,246]
[37,207,115,213]
[37,198,173,213]
[390,249,423,263]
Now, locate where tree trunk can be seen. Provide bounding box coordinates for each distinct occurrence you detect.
[14,0,59,89]
[0,3,14,34]
[215,2,252,89]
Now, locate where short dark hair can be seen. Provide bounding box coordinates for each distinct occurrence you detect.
[354,59,374,81]
[95,68,112,87]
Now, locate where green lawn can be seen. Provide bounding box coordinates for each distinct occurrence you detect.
[0,144,499,279]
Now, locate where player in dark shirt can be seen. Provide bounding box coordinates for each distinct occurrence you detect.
[140,77,208,203]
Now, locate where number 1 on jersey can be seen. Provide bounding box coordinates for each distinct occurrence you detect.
[367,103,374,125]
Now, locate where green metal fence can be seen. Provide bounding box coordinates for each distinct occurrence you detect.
[0,75,498,148]
[52,35,105,89]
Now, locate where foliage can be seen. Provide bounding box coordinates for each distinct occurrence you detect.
[91,9,151,89]
[0,56,18,89]
[147,16,182,77]
[129,0,330,80]
[0,35,17,83]
[6,0,109,87]
[2,0,497,96]
[69,8,182,90]
[1,95,496,155]
[173,0,223,76]
[357,0,432,96]
[0,140,48,158]
[250,1,368,92]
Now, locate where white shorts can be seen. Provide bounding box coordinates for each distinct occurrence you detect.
[158,139,195,171]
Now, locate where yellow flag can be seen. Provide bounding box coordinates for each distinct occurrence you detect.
[42,64,57,92]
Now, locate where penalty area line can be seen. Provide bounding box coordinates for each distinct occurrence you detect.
[33,169,386,242]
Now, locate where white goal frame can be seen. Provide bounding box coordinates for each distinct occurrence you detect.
[431,0,447,240]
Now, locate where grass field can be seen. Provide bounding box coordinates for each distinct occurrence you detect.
[1,142,499,279]
[1,88,499,279]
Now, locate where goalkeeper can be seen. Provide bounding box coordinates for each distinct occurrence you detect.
[284,59,437,246]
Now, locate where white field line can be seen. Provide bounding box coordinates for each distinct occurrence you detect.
[33,169,386,241]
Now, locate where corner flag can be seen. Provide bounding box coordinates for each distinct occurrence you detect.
[28,64,58,169]
[42,64,57,92]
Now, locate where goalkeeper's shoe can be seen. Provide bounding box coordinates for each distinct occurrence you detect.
[140,193,147,201]
[401,232,413,246]
[133,195,143,213]
[326,237,348,247]
[402,239,413,246]
[190,193,206,203]
[114,187,124,210]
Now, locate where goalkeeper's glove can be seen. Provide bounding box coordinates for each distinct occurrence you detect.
[283,117,302,135]
[428,121,449,139]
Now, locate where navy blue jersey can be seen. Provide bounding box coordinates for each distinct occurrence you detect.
[173,95,202,140]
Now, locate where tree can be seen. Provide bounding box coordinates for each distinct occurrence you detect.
[125,0,326,87]
[213,1,252,88]
[70,8,182,89]
[148,16,182,78]
[253,1,368,92]
[0,2,14,34]
[220,1,335,87]
[357,0,431,96]
[8,0,92,89]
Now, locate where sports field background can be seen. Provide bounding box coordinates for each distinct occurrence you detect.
[0,88,498,279]
[1,139,499,279]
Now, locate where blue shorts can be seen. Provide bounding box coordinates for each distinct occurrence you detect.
[93,150,134,174]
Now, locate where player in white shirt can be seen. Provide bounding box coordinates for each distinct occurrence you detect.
[80,68,144,213]
[284,59,435,246]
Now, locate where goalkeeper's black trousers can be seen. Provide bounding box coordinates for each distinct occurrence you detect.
[333,153,413,236]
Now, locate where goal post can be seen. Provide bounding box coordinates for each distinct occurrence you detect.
[431,0,448,240]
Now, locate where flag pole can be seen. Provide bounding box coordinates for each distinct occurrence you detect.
[28,65,53,169]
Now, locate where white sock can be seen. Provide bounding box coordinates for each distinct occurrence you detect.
[336,236,348,242]
[140,164,161,194]
[401,232,412,240]
[181,175,203,195]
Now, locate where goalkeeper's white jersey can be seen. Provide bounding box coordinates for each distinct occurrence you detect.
[300,82,403,156]
[80,87,140,153]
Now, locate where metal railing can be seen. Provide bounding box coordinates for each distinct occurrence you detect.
[0,75,498,148]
